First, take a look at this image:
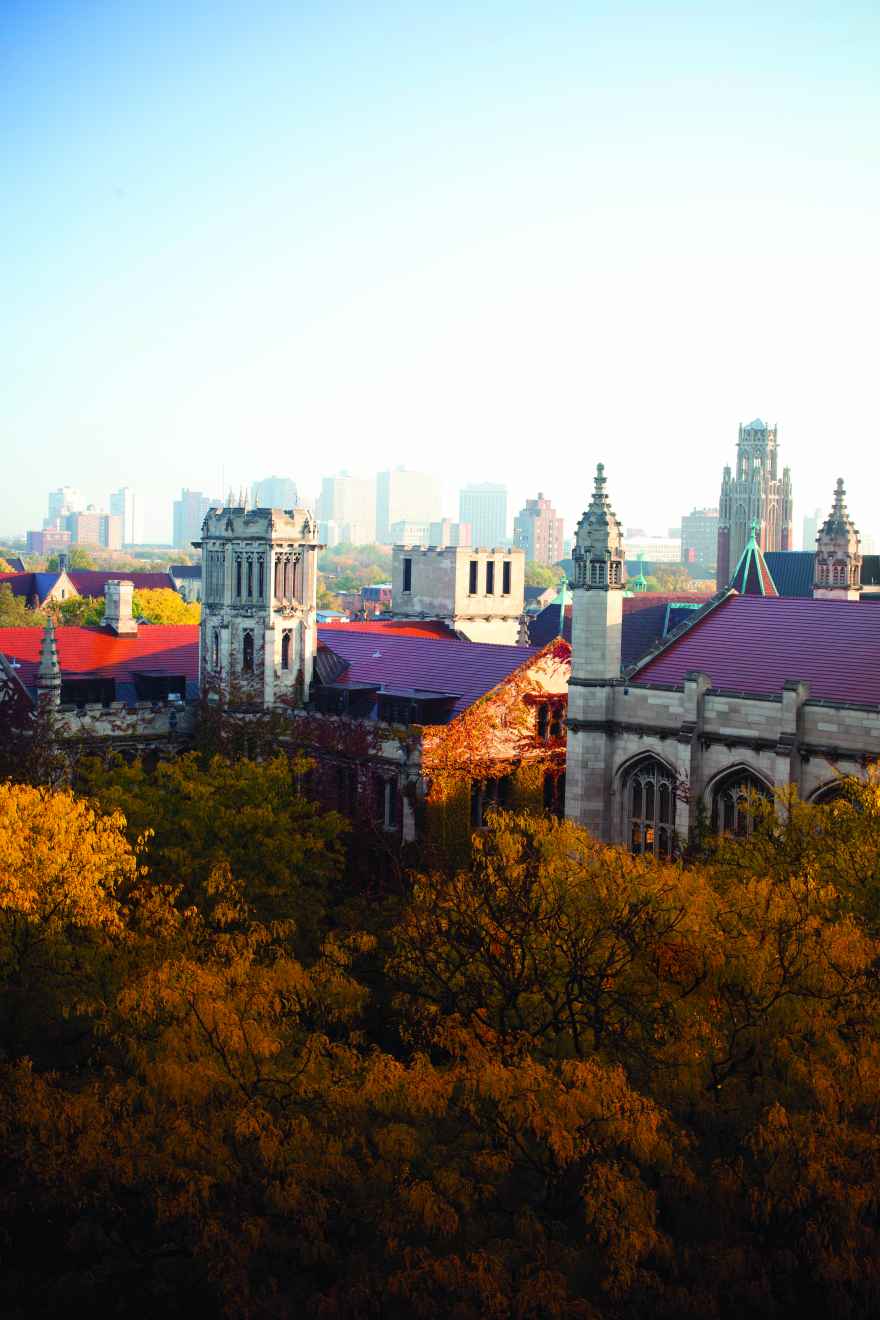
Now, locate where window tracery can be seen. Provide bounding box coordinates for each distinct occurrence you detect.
[623,757,676,858]
[710,770,770,837]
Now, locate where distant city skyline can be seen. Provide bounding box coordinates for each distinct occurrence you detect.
[3,4,879,543]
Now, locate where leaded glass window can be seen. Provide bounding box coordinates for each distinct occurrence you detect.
[624,758,676,858]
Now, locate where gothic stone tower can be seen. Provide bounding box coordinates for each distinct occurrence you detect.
[716,420,793,588]
[813,478,861,601]
[197,505,319,708]
[564,463,625,838]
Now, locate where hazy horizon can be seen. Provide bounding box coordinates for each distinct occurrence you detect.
[4,2,879,543]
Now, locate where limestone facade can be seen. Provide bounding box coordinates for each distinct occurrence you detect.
[390,544,525,644]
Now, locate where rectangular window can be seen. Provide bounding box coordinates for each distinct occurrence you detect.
[235,557,242,598]
[469,560,478,594]
[258,557,264,599]
[485,561,495,595]
[402,557,412,593]
[246,558,253,598]
[502,560,511,594]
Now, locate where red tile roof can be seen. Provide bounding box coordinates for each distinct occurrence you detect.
[0,625,199,700]
[633,595,880,705]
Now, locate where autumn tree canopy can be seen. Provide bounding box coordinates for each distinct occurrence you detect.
[1,766,880,1318]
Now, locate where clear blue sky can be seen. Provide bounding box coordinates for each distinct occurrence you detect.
[3,1,879,543]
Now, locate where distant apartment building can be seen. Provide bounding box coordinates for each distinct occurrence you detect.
[173,490,220,548]
[459,483,508,548]
[390,520,432,545]
[317,472,376,543]
[680,507,719,566]
[376,468,441,544]
[625,535,682,564]
[110,486,137,545]
[428,518,472,547]
[802,507,823,552]
[26,528,72,555]
[513,492,564,565]
[252,476,299,509]
[64,510,123,549]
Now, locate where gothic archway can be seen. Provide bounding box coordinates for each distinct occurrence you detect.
[709,767,771,837]
[620,755,677,858]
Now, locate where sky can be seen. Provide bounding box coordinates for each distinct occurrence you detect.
[3,1,879,544]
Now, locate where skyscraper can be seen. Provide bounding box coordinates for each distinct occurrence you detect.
[459,483,508,548]
[376,469,441,544]
[680,507,719,566]
[46,486,83,528]
[716,420,793,588]
[252,476,299,509]
[802,506,822,552]
[513,493,564,564]
[317,472,376,542]
[110,486,137,545]
[173,490,219,548]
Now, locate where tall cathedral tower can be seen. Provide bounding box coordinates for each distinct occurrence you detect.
[565,464,625,838]
[196,503,319,708]
[716,420,793,588]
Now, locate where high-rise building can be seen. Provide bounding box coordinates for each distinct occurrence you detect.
[428,518,472,547]
[317,472,376,543]
[716,420,793,588]
[110,486,137,545]
[459,483,508,548]
[376,469,441,544]
[513,493,564,564]
[64,510,123,549]
[45,486,84,529]
[389,520,431,545]
[802,507,823,552]
[27,528,72,555]
[680,507,719,567]
[252,476,299,509]
[173,490,220,548]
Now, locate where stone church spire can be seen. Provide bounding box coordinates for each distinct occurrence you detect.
[569,463,625,681]
[35,615,61,708]
[813,478,861,600]
[571,463,626,591]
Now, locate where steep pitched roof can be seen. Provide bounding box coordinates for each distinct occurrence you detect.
[67,570,176,596]
[632,595,880,706]
[763,551,814,598]
[5,557,25,573]
[0,625,200,702]
[0,571,62,604]
[528,593,709,665]
[169,564,202,580]
[728,526,778,596]
[314,628,537,716]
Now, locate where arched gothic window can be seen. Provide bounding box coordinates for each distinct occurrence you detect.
[211,630,220,670]
[811,781,851,807]
[242,631,254,673]
[710,770,770,837]
[281,630,291,671]
[623,758,676,858]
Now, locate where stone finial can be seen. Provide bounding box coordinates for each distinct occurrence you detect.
[36,615,61,708]
[813,476,861,598]
[572,463,625,590]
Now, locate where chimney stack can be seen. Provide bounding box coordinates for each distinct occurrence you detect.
[104,579,138,636]
[58,552,70,573]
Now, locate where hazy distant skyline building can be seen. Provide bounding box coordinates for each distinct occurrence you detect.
[110,486,137,545]
[513,492,564,564]
[64,509,123,549]
[173,489,219,548]
[680,507,719,567]
[802,506,822,552]
[716,419,793,588]
[45,486,83,529]
[317,471,375,543]
[429,518,472,547]
[252,475,299,510]
[459,482,508,548]
[376,468,441,544]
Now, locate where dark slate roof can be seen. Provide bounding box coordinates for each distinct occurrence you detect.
[170,564,202,580]
[634,595,880,705]
[314,628,537,716]
[0,572,61,604]
[524,585,554,605]
[5,557,25,573]
[528,593,710,665]
[763,552,814,598]
[0,625,200,702]
[68,570,176,595]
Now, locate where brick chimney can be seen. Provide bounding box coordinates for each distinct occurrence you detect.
[104,579,138,636]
